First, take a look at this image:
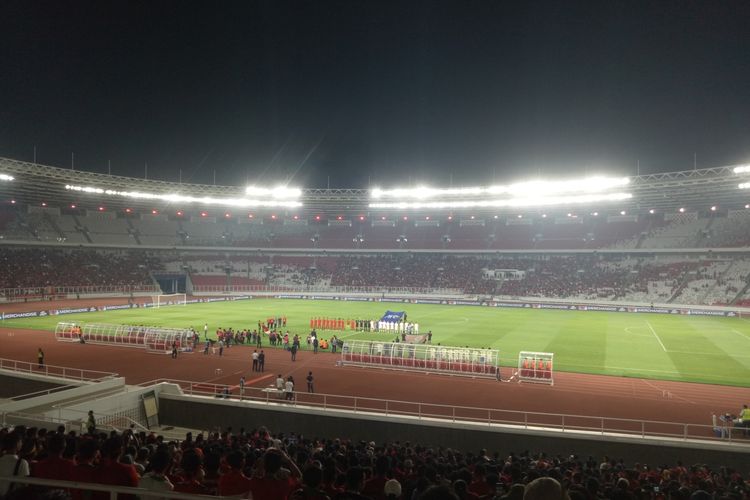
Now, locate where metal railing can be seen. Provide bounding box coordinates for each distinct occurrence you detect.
[192,283,464,295]
[0,284,159,299]
[142,378,744,444]
[0,475,233,499]
[0,357,118,382]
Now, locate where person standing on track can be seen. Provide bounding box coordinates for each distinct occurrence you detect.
[239,376,245,400]
[37,348,45,369]
[290,343,298,361]
[252,350,259,371]
[285,376,294,401]
[258,350,265,372]
[171,342,178,359]
[306,371,314,393]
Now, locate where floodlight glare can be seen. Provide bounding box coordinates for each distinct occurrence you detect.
[740,182,750,189]
[368,192,632,209]
[371,176,630,201]
[245,186,301,199]
[733,165,750,174]
[65,184,302,208]
[0,174,14,181]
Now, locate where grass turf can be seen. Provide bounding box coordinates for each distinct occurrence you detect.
[2,299,750,387]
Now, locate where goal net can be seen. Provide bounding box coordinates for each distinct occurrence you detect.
[152,293,187,308]
[341,340,500,379]
[517,351,554,385]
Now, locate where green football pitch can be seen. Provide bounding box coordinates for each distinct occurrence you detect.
[3,299,750,387]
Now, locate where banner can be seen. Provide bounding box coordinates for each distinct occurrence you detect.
[380,310,405,323]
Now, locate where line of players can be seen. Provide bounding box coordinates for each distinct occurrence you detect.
[309,317,419,334]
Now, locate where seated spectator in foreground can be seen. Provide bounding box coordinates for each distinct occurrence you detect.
[218,450,253,497]
[95,436,139,500]
[137,450,173,500]
[249,448,301,500]
[70,439,98,500]
[291,463,330,500]
[335,466,370,500]
[524,477,570,500]
[0,432,31,497]
[172,451,210,495]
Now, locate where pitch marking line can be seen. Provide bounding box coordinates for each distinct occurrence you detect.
[731,329,750,342]
[623,326,651,338]
[639,378,696,405]
[645,320,668,352]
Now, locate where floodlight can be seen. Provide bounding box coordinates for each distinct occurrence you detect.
[151,209,158,215]
[0,174,14,181]
[370,175,629,200]
[10,200,16,204]
[368,192,632,209]
[746,204,750,209]
[244,186,301,199]
[679,207,685,213]
[740,182,750,189]
[592,212,598,216]
[65,184,303,208]
[733,165,750,174]
[517,214,522,218]
[710,206,717,211]
[649,209,655,214]
[41,202,47,207]
[620,211,626,215]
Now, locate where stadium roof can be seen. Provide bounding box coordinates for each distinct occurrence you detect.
[1,156,749,217]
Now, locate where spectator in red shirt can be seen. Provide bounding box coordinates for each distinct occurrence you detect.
[95,436,139,500]
[249,448,301,500]
[218,450,253,497]
[33,433,75,488]
[363,455,390,500]
[70,439,99,500]
[291,463,330,500]
[172,450,210,496]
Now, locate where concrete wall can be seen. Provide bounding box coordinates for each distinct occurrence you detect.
[158,394,750,471]
[0,372,71,399]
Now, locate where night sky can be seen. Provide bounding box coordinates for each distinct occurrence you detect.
[1,1,749,188]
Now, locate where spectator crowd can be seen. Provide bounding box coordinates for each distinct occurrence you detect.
[1,422,747,500]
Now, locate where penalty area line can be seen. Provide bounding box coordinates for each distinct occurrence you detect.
[645,320,668,352]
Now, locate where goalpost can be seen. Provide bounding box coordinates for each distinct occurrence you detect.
[517,351,554,385]
[152,293,187,308]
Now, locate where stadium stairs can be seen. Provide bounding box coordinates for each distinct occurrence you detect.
[42,212,66,241]
[72,214,93,243]
[667,273,693,303]
[730,279,750,305]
